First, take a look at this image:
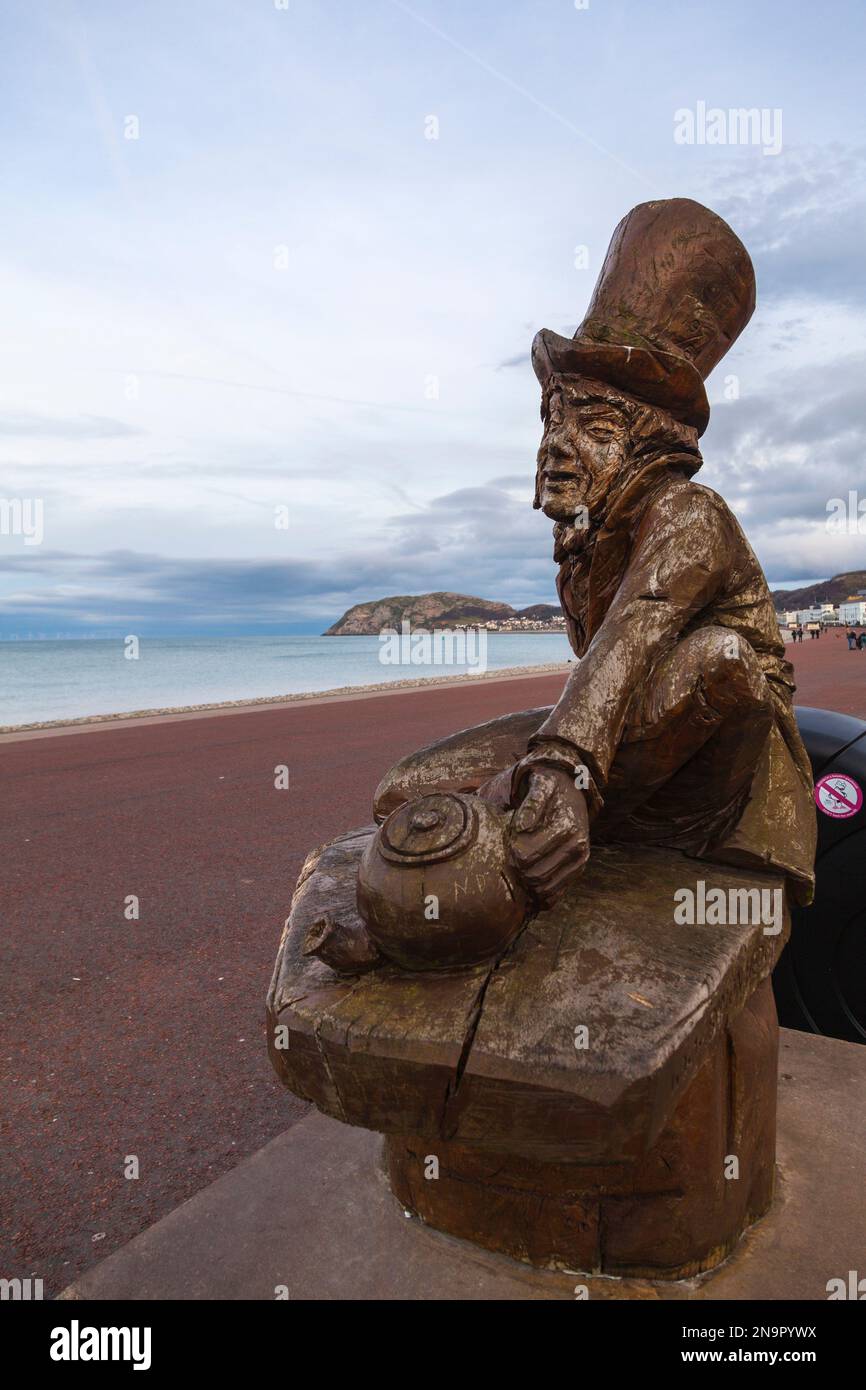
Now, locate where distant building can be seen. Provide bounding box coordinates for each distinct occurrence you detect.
[839,600,866,625]
[479,614,567,633]
[781,604,841,628]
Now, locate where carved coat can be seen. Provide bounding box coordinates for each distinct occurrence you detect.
[526,466,816,903]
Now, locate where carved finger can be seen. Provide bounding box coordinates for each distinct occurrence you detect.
[528,836,587,877]
[512,774,553,833]
[510,822,571,869]
[531,851,590,904]
[520,838,587,889]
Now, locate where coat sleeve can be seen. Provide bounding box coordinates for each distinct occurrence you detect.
[522,487,733,799]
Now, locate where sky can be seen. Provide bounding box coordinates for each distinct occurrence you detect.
[1,0,865,636]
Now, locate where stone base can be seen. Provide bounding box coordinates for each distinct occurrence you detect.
[387,978,778,1278]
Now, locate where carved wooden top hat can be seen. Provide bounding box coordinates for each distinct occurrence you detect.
[532,198,756,435]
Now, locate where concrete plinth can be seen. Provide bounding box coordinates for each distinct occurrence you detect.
[62,1030,866,1302]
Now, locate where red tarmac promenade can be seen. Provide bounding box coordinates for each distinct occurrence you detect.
[1,632,864,1293]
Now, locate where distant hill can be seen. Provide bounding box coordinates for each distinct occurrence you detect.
[326,573,866,634]
[324,592,562,635]
[516,603,562,622]
[771,571,866,611]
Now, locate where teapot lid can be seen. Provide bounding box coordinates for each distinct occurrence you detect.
[379,792,478,865]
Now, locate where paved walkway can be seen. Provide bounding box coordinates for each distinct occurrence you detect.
[1,637,862,1293]
[61,1030,866,1301]
[0,670,565,1293]
[785,628,866,717]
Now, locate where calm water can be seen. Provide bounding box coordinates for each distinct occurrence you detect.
[0,634,573,727]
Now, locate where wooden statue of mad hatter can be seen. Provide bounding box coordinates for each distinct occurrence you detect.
[374,198,816,910]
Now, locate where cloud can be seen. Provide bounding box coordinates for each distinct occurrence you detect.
[694,348,866,582]
[0,478,561,635]
[712,145,866,306]
[3,371,863,637]
[487,474,534,490]
[2,0,865,639]
[702,351,866,530]
[0,413,142,438]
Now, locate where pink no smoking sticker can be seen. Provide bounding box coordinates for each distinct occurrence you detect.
[814,772,863,819]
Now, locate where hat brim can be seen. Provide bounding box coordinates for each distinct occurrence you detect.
[532,329,710,436]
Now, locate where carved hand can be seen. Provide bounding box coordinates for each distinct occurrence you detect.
[508,766,590,907]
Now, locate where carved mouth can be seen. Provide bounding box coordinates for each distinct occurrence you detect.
[544,470,579,483]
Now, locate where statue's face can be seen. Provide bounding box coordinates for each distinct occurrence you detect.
[536,398,629,522]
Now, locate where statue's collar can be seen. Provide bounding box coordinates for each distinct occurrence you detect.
[552,452,697,564]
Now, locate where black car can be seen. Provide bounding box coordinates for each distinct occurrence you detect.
[774,707,866,1043]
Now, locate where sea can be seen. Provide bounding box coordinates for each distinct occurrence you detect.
[0,633,573,728]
